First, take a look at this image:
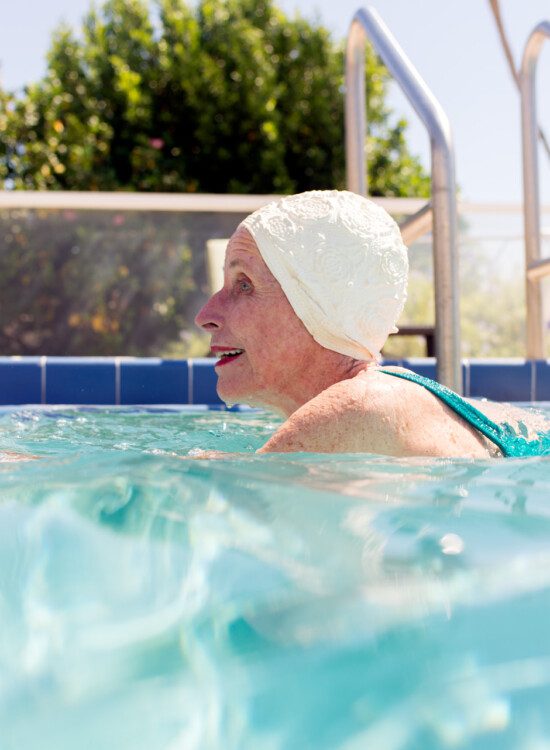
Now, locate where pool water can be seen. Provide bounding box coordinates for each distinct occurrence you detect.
[1,406,550,749]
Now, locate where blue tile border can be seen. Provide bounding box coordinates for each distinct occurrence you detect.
[468,359,533,402]
[0,358,43,405]
[120,359,189,405]
[0,356,546,405]
[191,358,224,405]
[534,360,550,401]
[45,358,117,405]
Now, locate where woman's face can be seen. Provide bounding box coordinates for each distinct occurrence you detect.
[195,226,323,413]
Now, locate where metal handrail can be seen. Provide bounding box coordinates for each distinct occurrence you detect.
[345,6,461,392]
[520,21,550,359]
[0,190,428,215]
[399,202,432,246]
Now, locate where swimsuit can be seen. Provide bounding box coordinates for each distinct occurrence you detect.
[379,369,550,457]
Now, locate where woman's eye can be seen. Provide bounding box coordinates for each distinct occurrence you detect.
[236,278,252,293]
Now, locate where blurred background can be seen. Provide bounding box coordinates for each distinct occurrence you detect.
[0,0,549,358]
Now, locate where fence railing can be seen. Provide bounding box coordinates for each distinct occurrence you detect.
[521,20,550,358]
[345,6,461,391]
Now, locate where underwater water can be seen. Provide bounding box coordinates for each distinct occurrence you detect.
[1,406,550,749]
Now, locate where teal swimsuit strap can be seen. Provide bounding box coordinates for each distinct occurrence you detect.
[378,368,516,456]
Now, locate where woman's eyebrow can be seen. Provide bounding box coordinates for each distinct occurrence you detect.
[227,256,254,270]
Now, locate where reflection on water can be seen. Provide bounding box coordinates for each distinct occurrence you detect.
[0,407,550,749]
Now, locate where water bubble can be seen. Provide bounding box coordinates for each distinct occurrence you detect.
[440,533,464,555]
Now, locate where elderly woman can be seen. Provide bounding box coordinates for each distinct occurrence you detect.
[196,190,549,458]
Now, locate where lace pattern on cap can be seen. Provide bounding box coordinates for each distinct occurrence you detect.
[241,190,408,360]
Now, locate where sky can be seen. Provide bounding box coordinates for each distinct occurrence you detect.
[1,0,549,203]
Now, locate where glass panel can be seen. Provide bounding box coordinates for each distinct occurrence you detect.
[0,208,247,357]
[387,208,550,358]
[1,200,548,359]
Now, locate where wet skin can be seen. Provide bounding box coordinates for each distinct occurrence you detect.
[195,226,365,417]
[196,228,547,457]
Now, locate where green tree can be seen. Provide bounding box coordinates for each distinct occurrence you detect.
[0,208,195,355]
[0,0,433,356]
[0,0,430,196]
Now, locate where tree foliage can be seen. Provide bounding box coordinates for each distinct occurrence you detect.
[0,0,433,356]
[0,207,244,356]
[0,0,430,196]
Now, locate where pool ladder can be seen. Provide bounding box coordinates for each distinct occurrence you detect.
[345,7,461,392]
[521,21,550,359]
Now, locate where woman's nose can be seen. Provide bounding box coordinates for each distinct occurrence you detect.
[195,291,224,331]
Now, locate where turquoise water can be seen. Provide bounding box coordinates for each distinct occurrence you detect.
[2,406,550,749]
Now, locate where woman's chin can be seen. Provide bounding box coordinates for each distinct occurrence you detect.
[216,365,273,410]
[217,379,269,410]
[216,379,251,407]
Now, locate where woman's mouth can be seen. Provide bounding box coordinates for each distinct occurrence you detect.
[214,349,244,367]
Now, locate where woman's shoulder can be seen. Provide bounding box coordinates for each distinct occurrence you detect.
[258,371,405,454]
[258,367,500,457]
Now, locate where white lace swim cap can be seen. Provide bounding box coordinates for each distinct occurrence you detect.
[240,190,408,360]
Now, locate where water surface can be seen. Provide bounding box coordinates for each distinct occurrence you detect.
[1,406,550,749]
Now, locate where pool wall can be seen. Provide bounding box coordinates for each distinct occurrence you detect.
[1,357,549,406]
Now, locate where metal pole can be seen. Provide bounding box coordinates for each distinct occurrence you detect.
[345,20,367,196]
[399,202,433,246]
[520,21,550,359]
[431,124,460,391]
[344,6,461,391]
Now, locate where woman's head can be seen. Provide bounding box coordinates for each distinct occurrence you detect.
[241,190,408,360]
[195,190,408,411]
[195,225,349,414]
